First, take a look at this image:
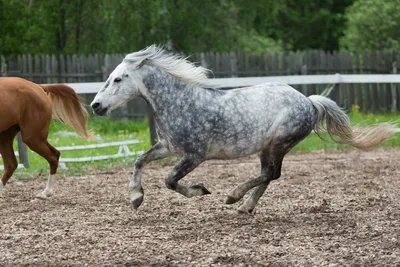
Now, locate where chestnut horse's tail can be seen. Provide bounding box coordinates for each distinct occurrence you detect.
[42,84,92,139]
[309,95,396,149]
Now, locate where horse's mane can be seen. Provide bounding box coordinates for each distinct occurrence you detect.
[124,45,214,88]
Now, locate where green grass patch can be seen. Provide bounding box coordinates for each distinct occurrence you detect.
[1,108,399,178]
[5,117,151,179]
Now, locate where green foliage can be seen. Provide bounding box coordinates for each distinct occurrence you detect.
[1,0,359,55]
[271,0,354,51]
[340,0,400,51]
[0,0,283,55]
[4,1,400,61]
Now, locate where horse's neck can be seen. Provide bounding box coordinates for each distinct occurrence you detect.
[142,69,200,114]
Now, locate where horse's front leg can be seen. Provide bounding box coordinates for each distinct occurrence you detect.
[165,153,211,198]
[129,142,170,209]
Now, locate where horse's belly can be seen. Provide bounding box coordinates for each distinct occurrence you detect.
[206,140,263,160]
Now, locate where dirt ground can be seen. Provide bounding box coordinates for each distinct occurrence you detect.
[1,148,400,267]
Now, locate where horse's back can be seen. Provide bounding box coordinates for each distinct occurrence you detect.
[0,77,51,132]
[0,77,50,103]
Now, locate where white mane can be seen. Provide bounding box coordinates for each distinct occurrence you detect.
[124,45,214,88]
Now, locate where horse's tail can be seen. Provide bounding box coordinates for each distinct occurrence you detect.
[42,84,93,139]
[308,95,396,149]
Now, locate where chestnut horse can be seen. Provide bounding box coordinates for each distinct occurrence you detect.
[0,77,91,199]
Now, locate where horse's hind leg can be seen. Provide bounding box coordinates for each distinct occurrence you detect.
[225,148,284,210]
[165,153,211,198]
[237,151,284,214]
[23,136,60,199]
[237,183,269,214]
[0,126,19,195]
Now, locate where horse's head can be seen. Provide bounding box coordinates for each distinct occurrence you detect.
[91,60,145,116]
[91,44,212,116]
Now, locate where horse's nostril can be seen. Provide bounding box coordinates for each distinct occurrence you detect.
[92,102,101,109]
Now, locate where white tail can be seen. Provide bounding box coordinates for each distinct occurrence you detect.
[308,95,397,149]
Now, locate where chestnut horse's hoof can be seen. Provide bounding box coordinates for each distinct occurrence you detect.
[35,190,53,200]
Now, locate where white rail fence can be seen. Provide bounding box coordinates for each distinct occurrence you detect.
[2,74,400,170]
[46,73,400,93]
[58,140,144,169]
[0,140,143,170]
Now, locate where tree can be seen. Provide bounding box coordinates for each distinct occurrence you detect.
[3,0,360,55]
[270,0,354,51]
[340,0,400,51]
[0,0,30,55]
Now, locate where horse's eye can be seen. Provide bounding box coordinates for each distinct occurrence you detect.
[114,77,122,83]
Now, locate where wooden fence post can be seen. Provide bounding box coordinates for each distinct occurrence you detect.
[102,54,111,81]
[392,62,398,112]
[1,56,6,76]
[17,133,29,168]
[229,52,238,77]
[301,64,308,95]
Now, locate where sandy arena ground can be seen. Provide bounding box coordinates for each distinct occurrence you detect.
[1,148,400,266]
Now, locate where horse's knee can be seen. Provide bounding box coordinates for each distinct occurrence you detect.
[1,161,17,185]
[4,160,18,174]
[54,149,61,160]
[134,157,145,169]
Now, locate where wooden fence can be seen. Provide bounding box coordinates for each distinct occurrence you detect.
[1,50,400,114]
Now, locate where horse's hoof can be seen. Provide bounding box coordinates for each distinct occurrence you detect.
[237,206,254,214]
[130,192,144,210]
[35,190,53,200]
[191,183,211,195]
[225,196,240,205]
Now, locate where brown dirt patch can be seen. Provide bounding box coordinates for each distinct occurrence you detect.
[1,148,400,266]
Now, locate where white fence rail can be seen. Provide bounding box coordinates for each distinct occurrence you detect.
[51,74,400,94]
[58,140,144,168]
[0,140,143,170]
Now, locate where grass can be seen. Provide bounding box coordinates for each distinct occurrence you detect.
[1,107,399,178]
[5,117,151,179]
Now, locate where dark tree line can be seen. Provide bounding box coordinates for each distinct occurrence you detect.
[1,0,399,55]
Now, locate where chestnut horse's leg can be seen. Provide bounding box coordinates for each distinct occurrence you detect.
[27,139,60,199]
[20,119,60,199]
[0,126,19,195]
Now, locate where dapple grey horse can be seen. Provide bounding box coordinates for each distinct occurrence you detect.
[91,45,396,213]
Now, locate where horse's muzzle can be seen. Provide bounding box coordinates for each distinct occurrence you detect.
[91,102,108,116]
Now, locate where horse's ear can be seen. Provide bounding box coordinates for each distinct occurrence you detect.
[137,58,149,69]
